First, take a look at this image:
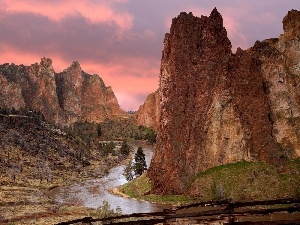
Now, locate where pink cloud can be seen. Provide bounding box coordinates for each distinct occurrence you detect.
[116,92,149,112]
[1,0,133,31]
[80,58,159,109]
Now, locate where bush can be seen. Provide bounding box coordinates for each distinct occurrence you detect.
[103,141,116,156]
[120,139,131,156]
[145,129,157,145]
[94,201,122,219]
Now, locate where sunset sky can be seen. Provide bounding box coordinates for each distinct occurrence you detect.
[0,0,299,111]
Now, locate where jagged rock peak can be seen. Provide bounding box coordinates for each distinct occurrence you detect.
[40,57,53,68]
[39,57,55,76]
[167,8,231,54]
[62,60,82,73]
[171,8,224,30]
[209,7,223,27]
[70,61,81,69]
[283,9,300,39]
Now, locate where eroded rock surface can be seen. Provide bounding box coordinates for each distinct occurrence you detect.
[0,58,127,125]
[136,90,160,131]
[148,9,300,194]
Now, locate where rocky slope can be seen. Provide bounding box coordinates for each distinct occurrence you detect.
[0,58,127,126]
[148,9,300,194]
[136,90,160,131]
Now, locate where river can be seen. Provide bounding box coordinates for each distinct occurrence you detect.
[50,142,169,214]
[50,142,300,223]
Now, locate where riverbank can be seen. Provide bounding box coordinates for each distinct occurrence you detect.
[118,159,300,204]
[118,173,191,205]
[0,154,132,225]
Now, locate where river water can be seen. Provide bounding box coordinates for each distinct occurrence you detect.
[50,142,169,214]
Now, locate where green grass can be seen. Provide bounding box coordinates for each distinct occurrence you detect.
[189,159,300,202]
[119,174,191,205]
[196,160,255,177]
[119,174,152,198]
[118,159,300,205]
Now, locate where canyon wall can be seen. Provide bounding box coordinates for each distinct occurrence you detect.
[148,9,300,194]
[0,58,127,125]
[136,90,160,131]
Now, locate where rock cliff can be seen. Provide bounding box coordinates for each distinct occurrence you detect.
[136,90,160,131]
[148,9,300,194]
[0,58,127,125]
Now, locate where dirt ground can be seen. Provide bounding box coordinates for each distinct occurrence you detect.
[0,156,127,225]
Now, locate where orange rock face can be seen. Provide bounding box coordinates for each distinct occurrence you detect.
[148,9,300,194]
[136,90,160,131]
[0,58,127,126]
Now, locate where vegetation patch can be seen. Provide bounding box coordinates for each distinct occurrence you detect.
[119,159,300,205]
[119,174,191,205]
[189,159,300,202]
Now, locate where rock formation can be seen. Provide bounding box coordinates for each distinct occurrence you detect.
[148,8,300,194]
[0,58,127,125]
[136,90,160,131]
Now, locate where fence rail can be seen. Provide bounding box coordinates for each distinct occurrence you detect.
[55,198,300,225]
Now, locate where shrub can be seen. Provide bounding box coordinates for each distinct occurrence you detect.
[120,139,131,156]
[94,201,122,219]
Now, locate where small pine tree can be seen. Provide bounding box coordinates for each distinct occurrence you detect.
[123,160,134,181]
[134,147,147,177]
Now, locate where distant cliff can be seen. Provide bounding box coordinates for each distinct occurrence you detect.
[148,9,300,194]
[136,90,160,131]
[0,58,127,125]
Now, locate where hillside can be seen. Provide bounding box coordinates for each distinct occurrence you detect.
[0,108,115,186]
[0,107,138,223]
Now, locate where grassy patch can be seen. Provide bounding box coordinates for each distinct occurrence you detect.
[119,174,152,198]
[189,159,300,202]
[196,160,255,177]
[119,159,300,205]
[119,174,191,205]
[119,174,152,197]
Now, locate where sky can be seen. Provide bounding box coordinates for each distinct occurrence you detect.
[0,0,299,111]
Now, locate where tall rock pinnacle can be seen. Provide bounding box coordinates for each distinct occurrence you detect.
[147,9,300,194]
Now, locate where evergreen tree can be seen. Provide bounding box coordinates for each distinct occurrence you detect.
[123,160,134,181]
[134,147,147,176]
